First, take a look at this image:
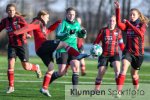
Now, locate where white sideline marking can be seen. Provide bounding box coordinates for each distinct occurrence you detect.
[0,68,150,76]
[0,80,149,85]
[0,73,150,82]
[0,80,137,84]
[0,70,150,77]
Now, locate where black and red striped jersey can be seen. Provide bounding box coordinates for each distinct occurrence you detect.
[94,27,124,56]
[116,8,146,56]
[0,16,29,46]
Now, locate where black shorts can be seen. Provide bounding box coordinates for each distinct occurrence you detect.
[36,40,60,67]
[78,46,84,54]
[122,52,144,70]
[56,52,76,64]
[98,55,120,68]
[8,44,29,62]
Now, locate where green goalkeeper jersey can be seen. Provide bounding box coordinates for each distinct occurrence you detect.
[55,19,85,53]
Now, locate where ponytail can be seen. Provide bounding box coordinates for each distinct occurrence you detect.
[15,11,26,17]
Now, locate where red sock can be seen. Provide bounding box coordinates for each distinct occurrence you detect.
[81,64,86,73]
[30,64,38,71]
[8,69,14,87]
[95,78,102,90]
[117,74,126,91]
[65,46,80,56]
[132,78,139,90]
[43,73,52,90]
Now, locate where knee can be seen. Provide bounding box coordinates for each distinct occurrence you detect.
[98,67,106,75]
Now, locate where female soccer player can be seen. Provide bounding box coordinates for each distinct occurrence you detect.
[64,16,87,76]
[93,15,125,91]
[14,10,89,97]
[114,1,149,92]
[48,7,87,90]
[0,3,42,93]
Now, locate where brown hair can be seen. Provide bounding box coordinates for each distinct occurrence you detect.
[66,7,76,14]
[130,8,150,25]
[37,10,49,19]
[6,3,26,17]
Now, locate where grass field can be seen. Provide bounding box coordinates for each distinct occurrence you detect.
[0,56,150,100]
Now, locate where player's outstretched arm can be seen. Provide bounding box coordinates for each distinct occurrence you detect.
[114,1,127,31]
[14,24,40,35]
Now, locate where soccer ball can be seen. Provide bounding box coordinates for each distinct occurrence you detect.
[90,44,103,56]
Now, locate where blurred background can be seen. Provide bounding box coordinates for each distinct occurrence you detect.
[0,0,150,59]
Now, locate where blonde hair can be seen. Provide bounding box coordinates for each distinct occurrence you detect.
[130,8,150,25]
[37,10,49,18]
[6,3,26,17]
[110,15,116,19]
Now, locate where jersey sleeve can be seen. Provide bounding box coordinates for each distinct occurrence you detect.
[0,19,6,32]
[14,21,40,35]
[77,27,87,39]
[116,8,127,31]
[93,29,103,44]
[18,16,33,36]
[126,20,146,37]
[18,16,28,27]
[55,21,70,40]
[47,20,61,33]
[118,30,125,51]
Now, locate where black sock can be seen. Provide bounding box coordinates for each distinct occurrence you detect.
[49,72,61,84]
[72,72,79,89]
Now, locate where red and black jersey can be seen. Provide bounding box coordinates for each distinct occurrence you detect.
[0,16,29,46]
[14,18,61,51]
[94,27,124,56]
[116,8,146,56]
[77,38,84,49]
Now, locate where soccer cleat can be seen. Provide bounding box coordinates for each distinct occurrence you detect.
[6,87,14,94]
[76,54,90,60]
[40,88,51,97]
[36,64,42,78]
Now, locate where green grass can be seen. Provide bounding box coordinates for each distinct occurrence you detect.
[0,56,150,100]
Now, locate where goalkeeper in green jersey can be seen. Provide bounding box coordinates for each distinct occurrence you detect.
[49,7,88,88]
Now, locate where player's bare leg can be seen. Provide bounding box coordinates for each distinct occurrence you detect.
[95,66,106,91]
[131,67,139,90]
[40,62,54,97]
[7,58,15,94]
[70,60,80,90]
[80,58,86,76]
[22,62,42,78]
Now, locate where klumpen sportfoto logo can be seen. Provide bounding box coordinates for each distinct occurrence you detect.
[65,85,149,100]
[69,88,145,97]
